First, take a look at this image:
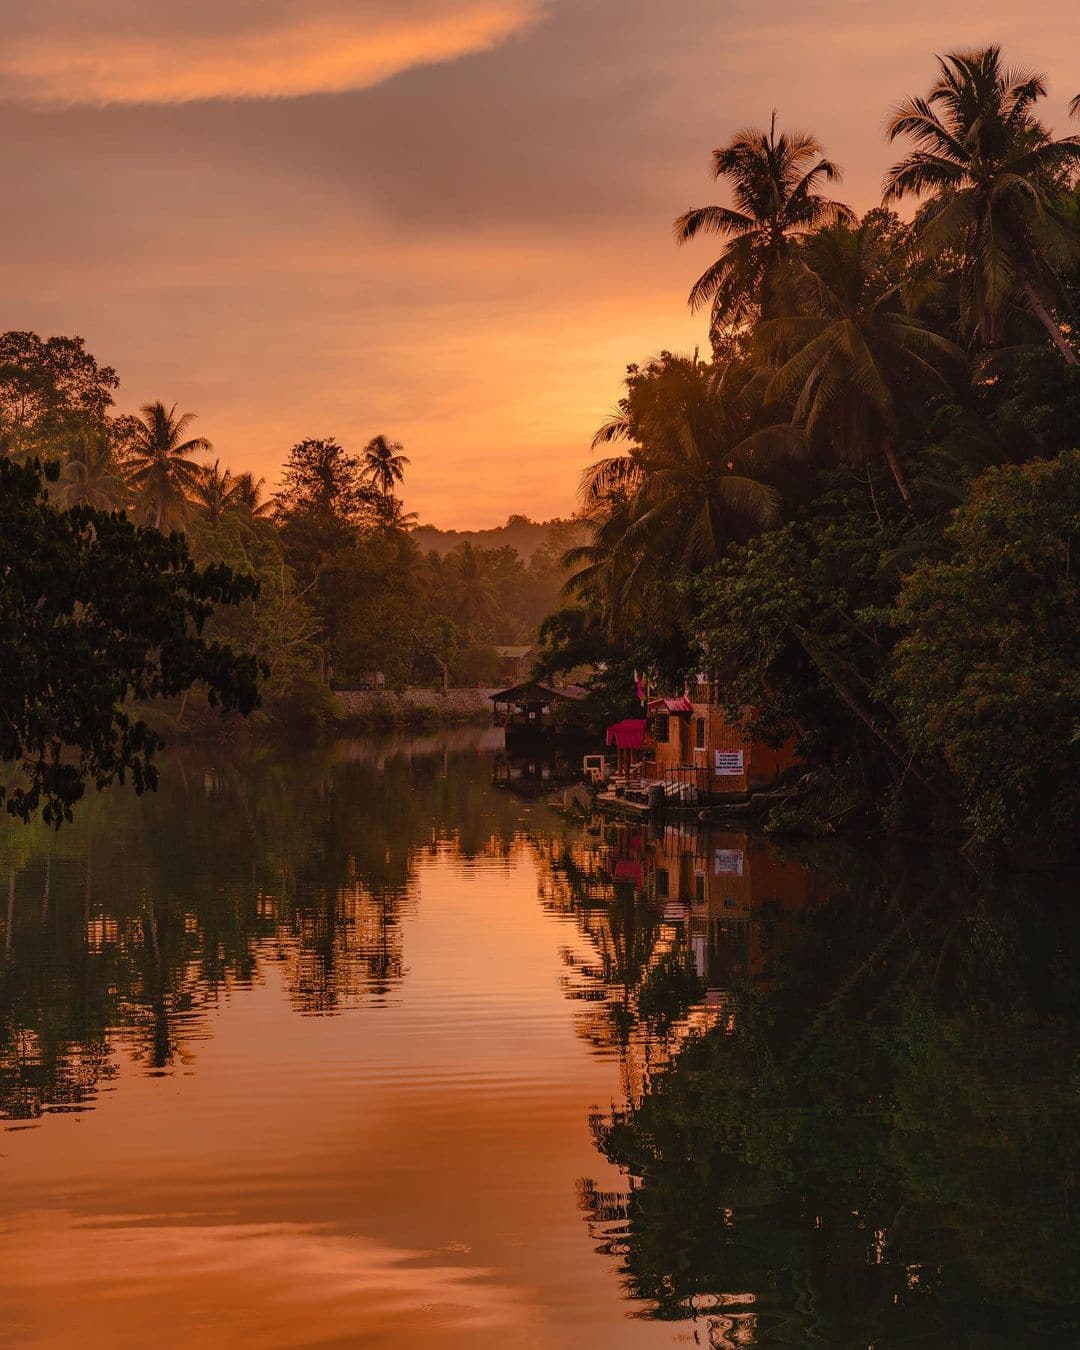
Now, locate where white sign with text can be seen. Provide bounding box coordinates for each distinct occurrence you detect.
[714,749,744,776]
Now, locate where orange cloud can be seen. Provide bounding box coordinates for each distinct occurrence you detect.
[0,1,544,106]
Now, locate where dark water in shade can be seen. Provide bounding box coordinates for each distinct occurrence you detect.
[0,731,1077,1348]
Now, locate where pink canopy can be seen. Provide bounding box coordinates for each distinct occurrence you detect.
[606,718,646,749]
[649,695,694,715]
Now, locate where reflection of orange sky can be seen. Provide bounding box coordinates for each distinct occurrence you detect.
[1,1214,527,1349]
[3,1,1079,527]
[0,852,670,1349]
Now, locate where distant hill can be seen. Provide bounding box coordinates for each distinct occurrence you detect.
[411,514,585,561]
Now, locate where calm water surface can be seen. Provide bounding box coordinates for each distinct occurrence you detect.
[0,730,1077,1348]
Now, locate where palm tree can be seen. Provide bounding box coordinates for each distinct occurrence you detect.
[446,542,495,642]
[362,435,410,497]
[569,356,788,637]
[192,460,239,523]
[674,113,852,332]
[124,402,211,531]
[230,471,273,519]
[57,427,126,511]
[612,380,783,570]
[758,215,964,504]
[377,494,419,531]
[883,46,1080,362]
[562,491,643,639]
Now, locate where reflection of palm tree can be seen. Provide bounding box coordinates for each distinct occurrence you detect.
[5,867,13,961]
[884,46,1080,360]
[142,895,174,1070]
[675,113,852,331]
[125,401,211,531]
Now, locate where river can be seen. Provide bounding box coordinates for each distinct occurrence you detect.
[1,730,1077,1347]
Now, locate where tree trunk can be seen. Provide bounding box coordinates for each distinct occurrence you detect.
[791,624,934,792]
[881,440,913,507]
[1023,281,1079,365]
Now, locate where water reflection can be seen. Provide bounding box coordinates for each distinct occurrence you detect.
[570,824,1080,1346]
[536,823,827,1105]
[0,731,538,1121]
[1,737,1077,1348]
[492,745,585,798]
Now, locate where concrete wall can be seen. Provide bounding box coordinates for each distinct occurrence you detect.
[336,687,499,722]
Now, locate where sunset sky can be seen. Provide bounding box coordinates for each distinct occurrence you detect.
[2,1,1078,527]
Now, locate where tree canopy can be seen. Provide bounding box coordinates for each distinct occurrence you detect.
[0,459,262,824]
[538,42,1080,852]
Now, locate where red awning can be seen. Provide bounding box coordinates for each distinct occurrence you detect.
[648,696,694,715]
[613,860,644,886]
[606,718,646,749]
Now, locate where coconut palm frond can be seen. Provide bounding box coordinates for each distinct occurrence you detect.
[678,116,850,327]
[578,455,639,504]
[123,400,213,531]
[884,45,1080,358]
[590,412,632,448]
[673,204,754,243]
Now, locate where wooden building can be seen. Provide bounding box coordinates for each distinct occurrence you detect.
[489,681,573,743]
[645,679,799,800]
[493,645,536,684]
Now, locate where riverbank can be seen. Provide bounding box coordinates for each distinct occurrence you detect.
[127,685,501,745]
[334,686,499,728]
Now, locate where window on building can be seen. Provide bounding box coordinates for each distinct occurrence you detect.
[655,869,670,899]
[695,717,706,750]
[695,873,706,905]
[650,714,670,743]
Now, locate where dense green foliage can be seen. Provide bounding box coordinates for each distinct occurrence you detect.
[892,452,1080,847]
[0,459,261,824]
[539,44,1080,850]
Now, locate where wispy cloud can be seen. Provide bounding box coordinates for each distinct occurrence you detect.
[0,1,545,107]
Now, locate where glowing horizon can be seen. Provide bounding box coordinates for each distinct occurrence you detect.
[3,0,1078,529]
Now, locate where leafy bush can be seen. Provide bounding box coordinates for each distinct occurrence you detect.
[892,451,1080,848]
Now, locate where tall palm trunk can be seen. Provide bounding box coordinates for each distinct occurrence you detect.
[1022,282,1079,365]
[882,440,913,506]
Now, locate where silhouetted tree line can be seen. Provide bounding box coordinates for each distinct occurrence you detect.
[537,47,1080,850]
[0,332,579,754]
